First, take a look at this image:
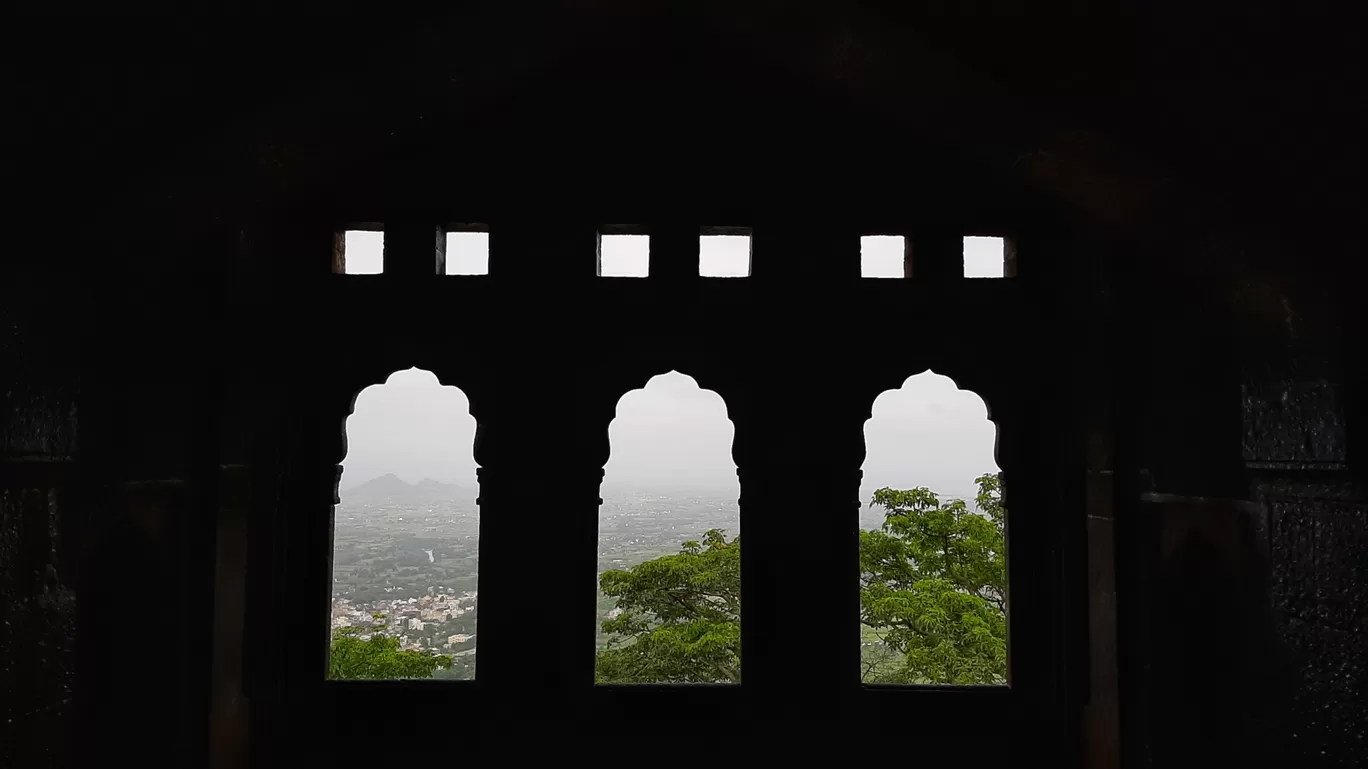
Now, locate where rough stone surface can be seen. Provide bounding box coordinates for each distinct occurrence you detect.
[1243,379,1348,464]
[0,489,78,769]
[1271,498,1368,764]
[6,6,1366,768]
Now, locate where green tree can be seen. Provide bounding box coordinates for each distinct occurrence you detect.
[595,529,741,683]
[860,473,1007,684]
[327,614,453,680]
[593,474,1007,686]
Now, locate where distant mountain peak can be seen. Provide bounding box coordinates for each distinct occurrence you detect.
[342,473,475,503]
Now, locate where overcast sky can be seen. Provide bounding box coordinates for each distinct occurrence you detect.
[340,233,1001,505]
[340,368,998,508]
[343,232,1003,279]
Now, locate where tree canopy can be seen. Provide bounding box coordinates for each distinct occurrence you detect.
[330,475,1007,684]
[595,528,742,683]
[860,473,1007,684]
[594,473,1007,686]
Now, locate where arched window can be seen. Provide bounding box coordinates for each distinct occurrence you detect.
[860,371,1006,685]
[596,371,741,684]
[330,368,480,680]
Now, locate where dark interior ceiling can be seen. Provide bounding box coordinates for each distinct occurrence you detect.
[12,2,1363,267]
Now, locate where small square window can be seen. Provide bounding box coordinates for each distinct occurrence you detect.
[700,232,751,277]
[598,234,650,278]
[342,230,384,275]
[861,236,906,278]
[964,236,1006,278]
[445,229,489,276]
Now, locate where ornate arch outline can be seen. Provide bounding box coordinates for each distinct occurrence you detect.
[322,351,491,472]
[855,354,1009,474]
[584,353,749,473]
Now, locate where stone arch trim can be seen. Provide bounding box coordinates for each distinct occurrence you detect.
[323,352,490,461]
[306,348,492,515]
[580,351,753,473]
[857,350,1013,473]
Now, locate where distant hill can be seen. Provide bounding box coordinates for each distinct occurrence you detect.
[341,473,477,504]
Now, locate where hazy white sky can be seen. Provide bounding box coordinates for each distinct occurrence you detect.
[963,236,1005,278]
[341,368,479,489]
[861,235,905,278]
[340,368,998,508]
[699,235,751,277]
[342,231,491,275]
[343,232,1001,278]
[344,230,383,274]
[343,231,753,277]
[339,231,1003,503]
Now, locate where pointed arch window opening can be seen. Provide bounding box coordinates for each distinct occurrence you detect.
[859,370,1008,687]
[328,367,481,681]
[596,371,742,684]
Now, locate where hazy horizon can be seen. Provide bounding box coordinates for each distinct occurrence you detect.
[340,232,1001,505]
[339,368,997,510]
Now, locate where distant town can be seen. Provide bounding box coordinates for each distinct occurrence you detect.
[330,474,482,678]
[330,473,741,679]
[330,472,980,679]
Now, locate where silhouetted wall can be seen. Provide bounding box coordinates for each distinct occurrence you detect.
[5,7,1364,768]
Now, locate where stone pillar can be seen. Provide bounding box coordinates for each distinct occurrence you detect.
[208,463,252,769]
[750,221,860,283]
[648,221,701,284]
[989,390,1076,727]
[909,224,964,282]
[70,261,226,769]
[253,376,348,757]
[488,220,597,281]
[734,220,864,710]
[0,266,81,769]
[736,450,862,709]
[1078,234,1121,769]
[382,219,447,277]
[473,459,604,703]
[1121,266,1271,768]
[472,222,604,714]
[1237,271,1363,765]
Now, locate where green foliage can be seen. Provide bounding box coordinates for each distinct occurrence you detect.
[593,474,1008,686]
[595,529,742,683]
[860,473,1007,684]
[327,614,453,680]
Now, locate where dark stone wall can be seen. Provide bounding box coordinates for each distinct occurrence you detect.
[1,272,81,769]
[7,6,1365,768]
[1241,273,1365,765]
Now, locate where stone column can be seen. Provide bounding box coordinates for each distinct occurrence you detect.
[0,265,81,769]
[471,221,604,715]
[1120,267,1270,767]
[739,220,865,711]
[909,224,965,282]
[263,379,348,711]
[382,219,447,277]
[647,221,701,285]
[70,261,227,769]
[1237,271,1362,765]
[736,458,862,709]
